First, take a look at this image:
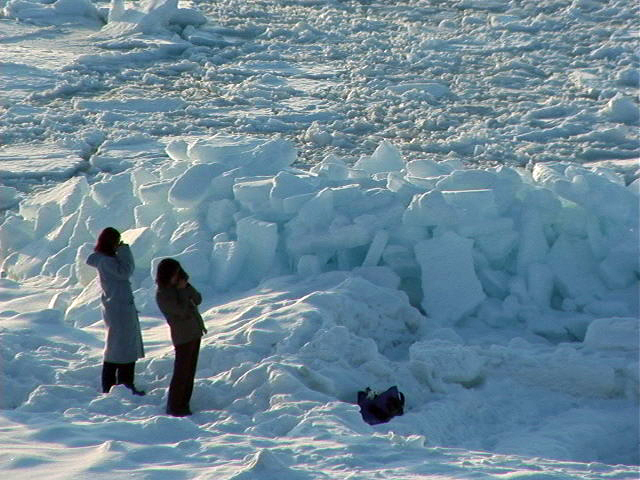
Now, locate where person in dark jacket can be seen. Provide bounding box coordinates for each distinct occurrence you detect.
[86,227,145,396]
[155,258,207,417]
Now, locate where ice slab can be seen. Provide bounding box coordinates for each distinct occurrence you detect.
[137,180,172,205]
[0,186,21,210]
[233,177,274,213]
[188,136,297,175]
[18,177,87,221]
[0,143,86,180]
[526,263,554,309]
[353,141,404,175]
[236,216,279,282]
[90,137,168,173]
[98,0,206,38]
[168,163,227,208]
[516,209,549,273]
[91,172,132,207]
[415,231,486,323]
[362,230,389,267]
[205,199,237,234]
[120,226,156,267]
[211,240,247,291]
[406,159,451,178]
[602,94,639,125]
[442,188,499,219]
[435,169,498,191]
[172,242,211,283]
[270,171,316,212]
[3,0,103,26]
[403,190,458,228]
[297,254,322,277]
[584,317,639,351]
[548,234,606,302]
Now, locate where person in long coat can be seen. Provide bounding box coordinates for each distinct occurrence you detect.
[155,258,207,417]
[87,227,145,395]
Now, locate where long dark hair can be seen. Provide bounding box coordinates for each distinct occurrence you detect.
[156,258,188,288]
[95,227,120,257]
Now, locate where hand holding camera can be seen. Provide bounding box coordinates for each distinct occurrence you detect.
[176,267,189,289]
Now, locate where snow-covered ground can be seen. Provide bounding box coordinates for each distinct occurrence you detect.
[0,0,638,478]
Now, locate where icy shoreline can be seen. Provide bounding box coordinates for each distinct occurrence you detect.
[1,133,638,475]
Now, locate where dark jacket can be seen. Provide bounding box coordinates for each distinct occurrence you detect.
[156,283,206,346]
[357,386,405,425]
[87,245,144,363]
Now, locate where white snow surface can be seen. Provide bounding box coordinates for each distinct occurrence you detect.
[0,0,639,478]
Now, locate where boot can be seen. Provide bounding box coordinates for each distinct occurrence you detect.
[125,384,146,396]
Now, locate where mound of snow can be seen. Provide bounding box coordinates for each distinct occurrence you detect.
[98,0,206,38]
[584,317,639,351]
[2,0,104,26]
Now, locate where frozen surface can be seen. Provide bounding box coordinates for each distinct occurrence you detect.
[0,143,87,180]
[1,0,639,172]
[0,0,639,478]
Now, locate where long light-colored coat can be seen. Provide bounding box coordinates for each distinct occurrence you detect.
[86,245,144,363]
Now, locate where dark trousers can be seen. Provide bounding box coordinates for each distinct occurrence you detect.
[102,361,135,393]
[167,338,200,415]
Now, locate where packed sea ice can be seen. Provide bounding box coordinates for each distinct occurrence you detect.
[0,0,638,479]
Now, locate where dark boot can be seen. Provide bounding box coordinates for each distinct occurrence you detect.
[102,362,118,393]
[119,362,146,396]
[128,385,146,396]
